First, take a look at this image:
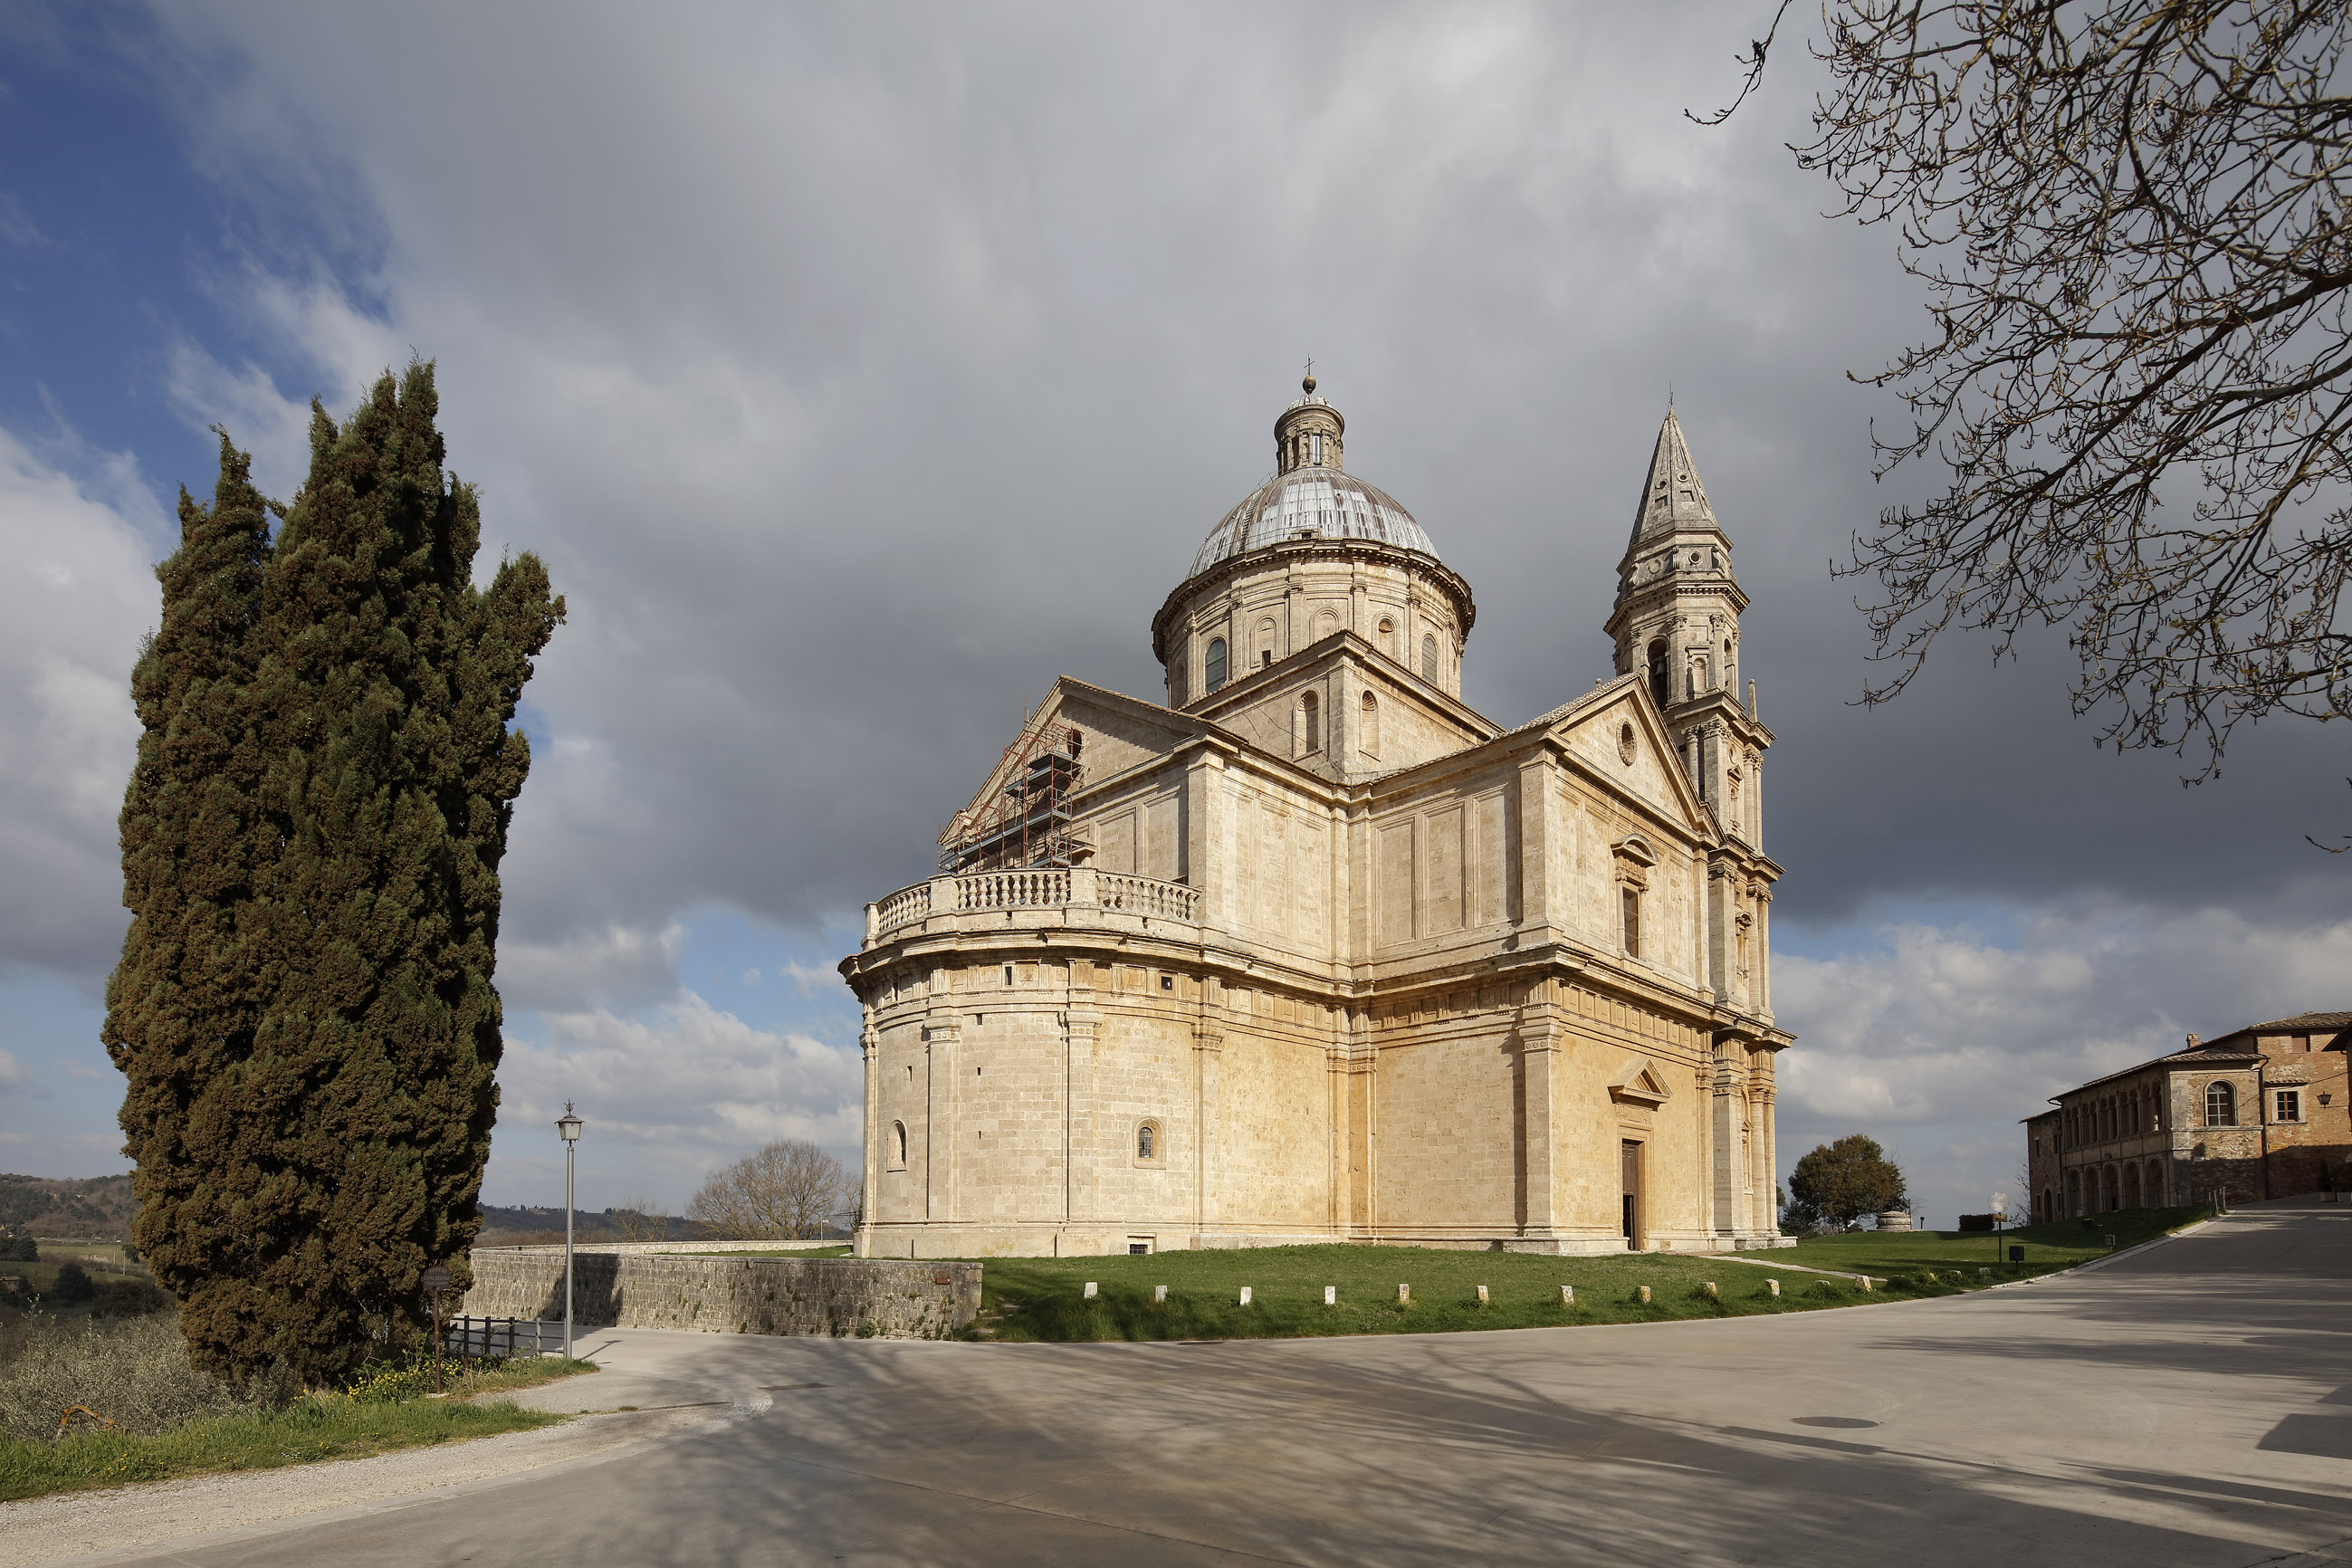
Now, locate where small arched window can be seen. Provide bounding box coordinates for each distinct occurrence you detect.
[891,1120,908,1169]
[2205,1081,2236,1127]
[1135,1118,1164,1164]
[1647,640,1669,710]
[1359,691,1380,759]
[1205,637,1228,693]
[1421,634,1439,683]
[1300,690,1321,753]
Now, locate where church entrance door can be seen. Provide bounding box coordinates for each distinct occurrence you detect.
[1621,1140,1643,1249]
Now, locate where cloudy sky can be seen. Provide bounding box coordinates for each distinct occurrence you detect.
[2,5,2344,1229]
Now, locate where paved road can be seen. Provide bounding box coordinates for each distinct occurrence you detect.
[63,1205,2352,1566]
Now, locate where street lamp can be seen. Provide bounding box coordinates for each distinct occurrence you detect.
[557,1104,582,1359]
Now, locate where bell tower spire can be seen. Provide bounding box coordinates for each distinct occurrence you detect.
[1603,407,1768,850]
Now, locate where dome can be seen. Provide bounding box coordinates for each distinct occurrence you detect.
[1188,467,1439,578]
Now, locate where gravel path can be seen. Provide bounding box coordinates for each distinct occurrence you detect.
[0,1379,762,1568]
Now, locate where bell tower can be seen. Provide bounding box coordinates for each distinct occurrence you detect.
[1603,406,1768,853]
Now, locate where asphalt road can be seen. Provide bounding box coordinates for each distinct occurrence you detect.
[64,1203,2352,1566]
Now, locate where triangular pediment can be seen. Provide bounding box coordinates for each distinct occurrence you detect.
[1610,1056,1673,1107]
[1538,674,1708,836]
[942,678,1219,843]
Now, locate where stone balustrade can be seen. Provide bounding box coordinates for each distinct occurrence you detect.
[865,866,1201,945]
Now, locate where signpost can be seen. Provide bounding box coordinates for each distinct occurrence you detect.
[422,1263,453,1393]
[1990,1191,2007,1267]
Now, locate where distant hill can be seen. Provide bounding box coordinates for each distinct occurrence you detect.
[474,1203,704,1246]
[0,1173,138,1239]
[473,1203,847,1246]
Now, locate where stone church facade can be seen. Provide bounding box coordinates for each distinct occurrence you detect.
[839,379,1793,1257]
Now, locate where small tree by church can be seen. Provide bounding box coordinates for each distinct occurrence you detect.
[1785,1135,1907,1231]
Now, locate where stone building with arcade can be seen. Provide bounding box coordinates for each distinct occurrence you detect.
[2025,1011,2352,1219]
[839,378,1793,1257]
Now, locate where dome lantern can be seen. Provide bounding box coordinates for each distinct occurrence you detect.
[1273,372,1343,475]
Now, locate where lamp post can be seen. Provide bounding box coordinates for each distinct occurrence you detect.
[557,1103,582,1359]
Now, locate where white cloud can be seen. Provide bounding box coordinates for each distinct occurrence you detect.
[1774,902,2352,1224]
[0,425,161,982]
[487,990,861,1209]
[0,1049,39,1095]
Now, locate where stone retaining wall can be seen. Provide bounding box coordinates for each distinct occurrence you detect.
[462,1251,980,1339]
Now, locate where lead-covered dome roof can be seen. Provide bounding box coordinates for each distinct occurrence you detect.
[1188,466,1439,578]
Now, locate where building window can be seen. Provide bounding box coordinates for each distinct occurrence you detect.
[1621,886,1641,959]
[1205,637,1228,693]
[1421,633,1439,683]
[2276,1088,2302,1123]
[890,1121,907,1170]
[1134,1119,1164,1166]
[1647,640,1669,710]
[1299,690,1321,753]
[1257,617,1278,669]
[2204,1081,2237,1127]
[1359,691,1380,759]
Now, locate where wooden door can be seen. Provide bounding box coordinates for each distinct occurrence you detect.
[1621,1140,1642,1248]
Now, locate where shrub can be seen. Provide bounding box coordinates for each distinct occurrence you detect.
[91,1279,171,1319]
[0,1233,34,1263]
[0,1314,258,1441]
[49,1264,96,1305]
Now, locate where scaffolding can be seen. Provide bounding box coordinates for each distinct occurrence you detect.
[937,720,1085,874]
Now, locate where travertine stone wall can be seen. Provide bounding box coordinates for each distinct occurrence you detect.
[461,1251,980,1339]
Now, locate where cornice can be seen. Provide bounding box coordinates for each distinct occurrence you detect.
[1152,538,1477,663]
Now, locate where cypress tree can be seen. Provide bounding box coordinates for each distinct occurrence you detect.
[105,365,562,1387]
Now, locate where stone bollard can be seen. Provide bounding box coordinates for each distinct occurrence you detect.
[1561,1286,1574,1305]
[1153,1285,1167,1303]
[1238,1286,1253,1306]
[1084,1282,1097,1299]
[1637,1285,1653,1305]
[1766,1279,1780,1297]
[1398,1284,1410,1305]
[1324,1286,1336,1306]
[1477,1285,1489,1305]
[1702,1281,1718,1299]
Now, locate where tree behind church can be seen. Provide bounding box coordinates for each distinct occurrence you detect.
[1785,1135,1907,1231]
[687,1141,853,1239]
[105,365,564,1389]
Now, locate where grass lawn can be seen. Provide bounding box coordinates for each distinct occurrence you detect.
[0,1357,597,1504]
[970,1243,1977,1343]
[0,1397,564,1503]
[970,1209,2215,1343]
[1758,1205,2209,1283]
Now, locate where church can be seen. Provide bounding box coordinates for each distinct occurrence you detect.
[839,378,1792,1257]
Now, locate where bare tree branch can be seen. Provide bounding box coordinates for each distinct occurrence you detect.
[1706,3,2352,798]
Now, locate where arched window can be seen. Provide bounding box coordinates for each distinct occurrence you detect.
[2204,1081,2236,1127]
[1359,691,1380,759]
[1620,885,1640,959]
[1134,1119,1163,1164]
[890,1120,907,1169]
[1421,634,1439,683]
[1378,617,1395,658]
[1205,637,1228,693]
[2146,1159,2165,1205]
[1300,690,1321,753]
[1647,640,1669,710]
[1257,617,1278,669]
